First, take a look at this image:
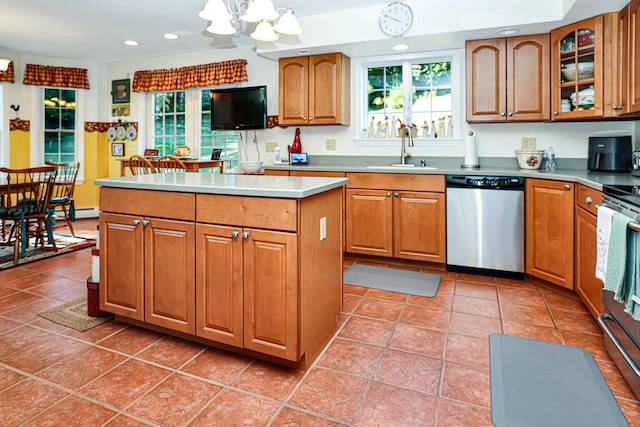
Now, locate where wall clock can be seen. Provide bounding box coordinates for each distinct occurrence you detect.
[379,2,414,38]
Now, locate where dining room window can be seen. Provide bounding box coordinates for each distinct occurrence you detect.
[200,89,239,172]
[43,88,76,163]
[152,91,186,156]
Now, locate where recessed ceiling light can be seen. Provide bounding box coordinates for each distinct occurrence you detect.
[392,44,409,51]
[497,28,519,35]
[295,49,311,55]
[124,40,139,46]
[164,33,178,40]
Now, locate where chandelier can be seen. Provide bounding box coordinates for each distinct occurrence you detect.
[199,0,302,42]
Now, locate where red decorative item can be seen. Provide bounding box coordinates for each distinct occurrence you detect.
[288,127,302,157]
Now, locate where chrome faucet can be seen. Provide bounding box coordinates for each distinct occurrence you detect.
[400,127,414,165]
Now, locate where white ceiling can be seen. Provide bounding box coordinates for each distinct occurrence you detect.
[0,0,630,63]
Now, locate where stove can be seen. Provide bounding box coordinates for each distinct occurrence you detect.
[603,184,640,208]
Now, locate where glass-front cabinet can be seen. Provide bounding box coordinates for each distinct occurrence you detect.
[551,16,603,120]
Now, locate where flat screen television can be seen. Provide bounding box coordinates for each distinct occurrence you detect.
[210,85,267,130]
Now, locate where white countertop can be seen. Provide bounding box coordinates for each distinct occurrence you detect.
[95,173,348,199]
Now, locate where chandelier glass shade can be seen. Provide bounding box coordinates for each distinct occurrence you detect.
[199,0,302,41]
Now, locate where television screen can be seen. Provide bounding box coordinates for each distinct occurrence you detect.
[210,86,267,130]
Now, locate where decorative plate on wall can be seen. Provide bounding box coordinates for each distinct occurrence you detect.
[116,126,126,141]
[107,127,117,142]
[126,125,137,141]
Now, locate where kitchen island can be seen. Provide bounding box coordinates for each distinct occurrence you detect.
[95,173,347,369]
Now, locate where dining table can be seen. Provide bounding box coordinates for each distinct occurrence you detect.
[118,158,226,176]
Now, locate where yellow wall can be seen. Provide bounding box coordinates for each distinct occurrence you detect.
[9,129,31,169]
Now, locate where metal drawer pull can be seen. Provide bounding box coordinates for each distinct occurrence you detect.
[133,219,140,225]
[597,313,640,378]
[242,231,249,239]
[231,231,239,238]
[585,196,592,204]
[564,184,571,190]
[142,220,149,226]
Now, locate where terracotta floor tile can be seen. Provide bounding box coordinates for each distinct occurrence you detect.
[596,360,640,401]
[0,291,45,314]
[136,335,205,368]
[408,292,453,311]
[1,333,89,374]
[79,359,171,409]
[28,277,86,301]
[340,294,362,314]
[436,398,493,426]
[289,368,368,423]
[497,286,546,307]
[550,308,603,336]
[454,282,497,300]
[502,321,563,344]
[452,294,500,318]
[456,273,497,286]
[355,381,437,427]
[354,297,404,322]
[190,389,281,426]
[21,395,116,427]
[36,346,127,390]
[559,329,612,362]
[0,324,54,358]
[0,316,21,334]
[0,366,26,391]
[180,347,253,384]
[4,297,65,324]
[0,287,18,299]
[448,312,502,339]
[98,325,164,355]
[64,319,128,343]
[445,333,490,368]
[338,316,395,346]
[618,399,640,427]
[231,360,305,401]
[0,378,69,426]
[374,349,443,395]
[127,373,222,426]
[317,338,384,378]
[441,361,491,408]
[542,290,590,313]
[0,267,39,284]
[365,288,409,303]
[400,305,450,331]
[343,284,368,296]
[103,414,151,426]
[496,277,539,290]
[1,272,55,290]
[500,302,554,327]
[270,407,346,426]
[388,323,446,359]
[436,278,456,294]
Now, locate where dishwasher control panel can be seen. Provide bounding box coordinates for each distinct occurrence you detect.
[446,175,525,190]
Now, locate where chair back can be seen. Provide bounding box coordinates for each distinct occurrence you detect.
[128,155,157,175]
[0,166,56,219]
[44,161,79,203]
[156,155,188,172]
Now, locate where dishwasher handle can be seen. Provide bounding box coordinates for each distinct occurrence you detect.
[445,175,525,190]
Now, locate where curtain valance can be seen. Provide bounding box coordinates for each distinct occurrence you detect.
[132,59,248,92]
[23,64,90,89]
[0,61,16,84]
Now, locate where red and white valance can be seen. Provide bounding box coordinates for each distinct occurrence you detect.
[0,61,16,84]
[23,64,90,89]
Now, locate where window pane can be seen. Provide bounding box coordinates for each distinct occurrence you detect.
[44,132,59,154]
[176,113,185,134]
[42,88,75,162]
[385,66,403,88]
[368,67,385,90]
[44,108,59,129]
[176,92,186,112]
[60,133,74,153]
[61,109,75,130]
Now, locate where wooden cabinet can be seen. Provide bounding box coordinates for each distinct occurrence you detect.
[466,34,549,122]
[627,0,640,113]
[575,185,604,318]
[99,212,195,334]
[345,173,446,263]
[525,179,575,289]
[278,53,350,126]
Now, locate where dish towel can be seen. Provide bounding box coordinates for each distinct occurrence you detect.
[595,205,616,282]
[624,228,640,321]
[603,213,633,303]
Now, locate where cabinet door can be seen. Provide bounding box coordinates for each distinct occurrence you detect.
[575,207,604,318]
[466,38,507,122]
[629,0,640,112]
[195,224,243,347]
[507,34,550,121]
[551,16,603,119]
[99,213,144,320]
[279,57,308,126]
[144,218,195,334]
[394,191,446,263]
[309,53,347,125]
[525,179,575,289]
[345,189,393,256]
[243,228,299,361]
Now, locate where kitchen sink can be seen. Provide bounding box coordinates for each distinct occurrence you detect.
[363,165,438,170]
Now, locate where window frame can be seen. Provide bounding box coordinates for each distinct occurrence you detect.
[353,49,462,146]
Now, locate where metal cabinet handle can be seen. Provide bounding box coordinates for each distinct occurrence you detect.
[394,192,399,197]
[387,192,391,197]
[303,117,307,121]
[553,111,559,116]
[309,117,313,121]
[231,231,239,238]
[501,111,506,116]
[508,112,513,117]
[564,184,571,190]
[613,105,621,110]
[142,220,149,226]
[585,196,592,204]
[133,219,140,225]
[242,231,249,239]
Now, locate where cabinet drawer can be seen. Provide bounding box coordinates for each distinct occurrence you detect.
[100,188,195,221]
[576,185,602,216]
[290,171,346,177]
[197,195,297,232]
[346,173,445,192]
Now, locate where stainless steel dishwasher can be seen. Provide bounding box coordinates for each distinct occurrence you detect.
[446,175,525,279]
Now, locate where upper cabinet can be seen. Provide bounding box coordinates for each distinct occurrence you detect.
[278,53,350,126]
[466,34,549,122]
[627,0,640,113]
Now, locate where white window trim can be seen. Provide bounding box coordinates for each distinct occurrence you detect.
[145,89,198,157]
[352,49,462,147]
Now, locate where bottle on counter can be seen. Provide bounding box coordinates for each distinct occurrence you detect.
[545,147,556,173]
[275,146,280,162]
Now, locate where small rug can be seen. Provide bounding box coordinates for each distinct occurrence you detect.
[37,297,114,332]
[343,264,440,297]
[0,234,95,270]
[489,334,628,427]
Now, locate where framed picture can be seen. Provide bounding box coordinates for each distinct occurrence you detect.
[112,142,125,157]
[111,104,130,117]
[144,149,159,157]
[112,79,130,104]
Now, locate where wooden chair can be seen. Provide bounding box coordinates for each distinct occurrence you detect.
[128,155,157,175]
[156,155,187,172]
[45,161,80,237]
[0,166,56,264]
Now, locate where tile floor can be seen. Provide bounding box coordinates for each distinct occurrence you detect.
[0,219,639,426]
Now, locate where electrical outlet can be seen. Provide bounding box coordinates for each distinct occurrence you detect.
[265,142,278,152]
[320,217,327,241]
[521,137,537,149]
[326,139,336,150]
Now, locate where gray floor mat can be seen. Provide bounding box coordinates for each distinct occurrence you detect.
[343,264,440,297]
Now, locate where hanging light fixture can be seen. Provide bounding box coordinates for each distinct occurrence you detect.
[199,0,302,42]
[0,58,11,72]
